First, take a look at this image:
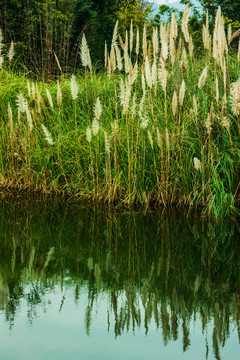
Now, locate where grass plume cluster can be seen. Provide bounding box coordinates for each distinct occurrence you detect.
[0,6,240,216]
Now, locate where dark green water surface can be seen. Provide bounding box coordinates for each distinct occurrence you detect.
[0,199,239,360]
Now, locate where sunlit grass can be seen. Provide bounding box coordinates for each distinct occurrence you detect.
[0,6,240,216]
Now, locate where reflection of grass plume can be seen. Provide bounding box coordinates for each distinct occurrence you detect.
[43,247,55,269]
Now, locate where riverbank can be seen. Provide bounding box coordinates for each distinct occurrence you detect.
[0,11,240,217]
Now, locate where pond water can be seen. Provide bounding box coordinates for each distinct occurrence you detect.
[0,199,239,360]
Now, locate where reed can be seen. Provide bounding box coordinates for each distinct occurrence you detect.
[0,7,240,216]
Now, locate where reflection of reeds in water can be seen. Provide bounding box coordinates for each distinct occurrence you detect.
[0,203,240,358]
[43,247,55,269]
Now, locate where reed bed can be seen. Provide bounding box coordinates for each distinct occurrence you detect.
[0,6,240,216]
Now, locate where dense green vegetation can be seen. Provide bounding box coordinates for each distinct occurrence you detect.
[0,4,240,216]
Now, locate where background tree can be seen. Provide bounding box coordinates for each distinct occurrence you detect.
[0,0,132,75]
[199,0,240,22]
[0,0,74,76]
[116,0,152,33]
[71,0,125,67]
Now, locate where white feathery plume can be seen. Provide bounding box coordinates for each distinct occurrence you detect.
[222,116,230,129]
[160,23,169,47]
[105,41,108,68]
[152,27,159,59]
[179,80,186,106]
[152,60,157,85]
[215,7,222,34]
[123,80,131,114]
[118,34,124,50]
[230,79,240,116]
[115,44,122,71]
[182,21,189,43]
[32,83,36,100]
[16,93,28,113]
[0,28,3,50]
[198,67,208,89]
[87,51,92,72]
[36,84,42,112]
[148,130,153,149]
[80,33,89,67]
[203,13,210,50]
[111,120,119,136]
[109,46,116,72]
[205,114,212,135]
[145,56,152,88]
[92,119,100,136]
[158,66,168,93]
[140,117,149,129]
[130,20,133,53]
[223,58,227,92]
[161,41,168,61]
[193,157,202,172]
[120,78,131,114]
[131,93,136,117]
[222,95,229,129]
[46,88,54,108]
[41,124,54,145]
[177,37,182,56]
[26,108,33,132]
[57,80,62,107]
[0,54,4,69]
[193,95,198,116]
[156,127,162,148]
[112,21,119,48]
[130,61,138,85]
[172,90,178,115]
[142,73,146,94]
[94,98,102,120]
[215,76,219,105]
[181,47,188,72]
[124,33,129,74]
[70,75,79,100]
[169,37,175,65]
[86,127,92,143]
[104,132,110,154]
[8,41,14,63]
[165,127,170,149]
[27,81,31,97]
[139,93,145,115]
[181,5,191,42]
[136,28,140,55]
[189,36,194,58]
[222,94,230,129]
[143,25,147,58]
[171,12,178,39]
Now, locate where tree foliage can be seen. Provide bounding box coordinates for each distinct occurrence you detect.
[116,0,152,32]
[0,0,151,75]
[200,0,240,22]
